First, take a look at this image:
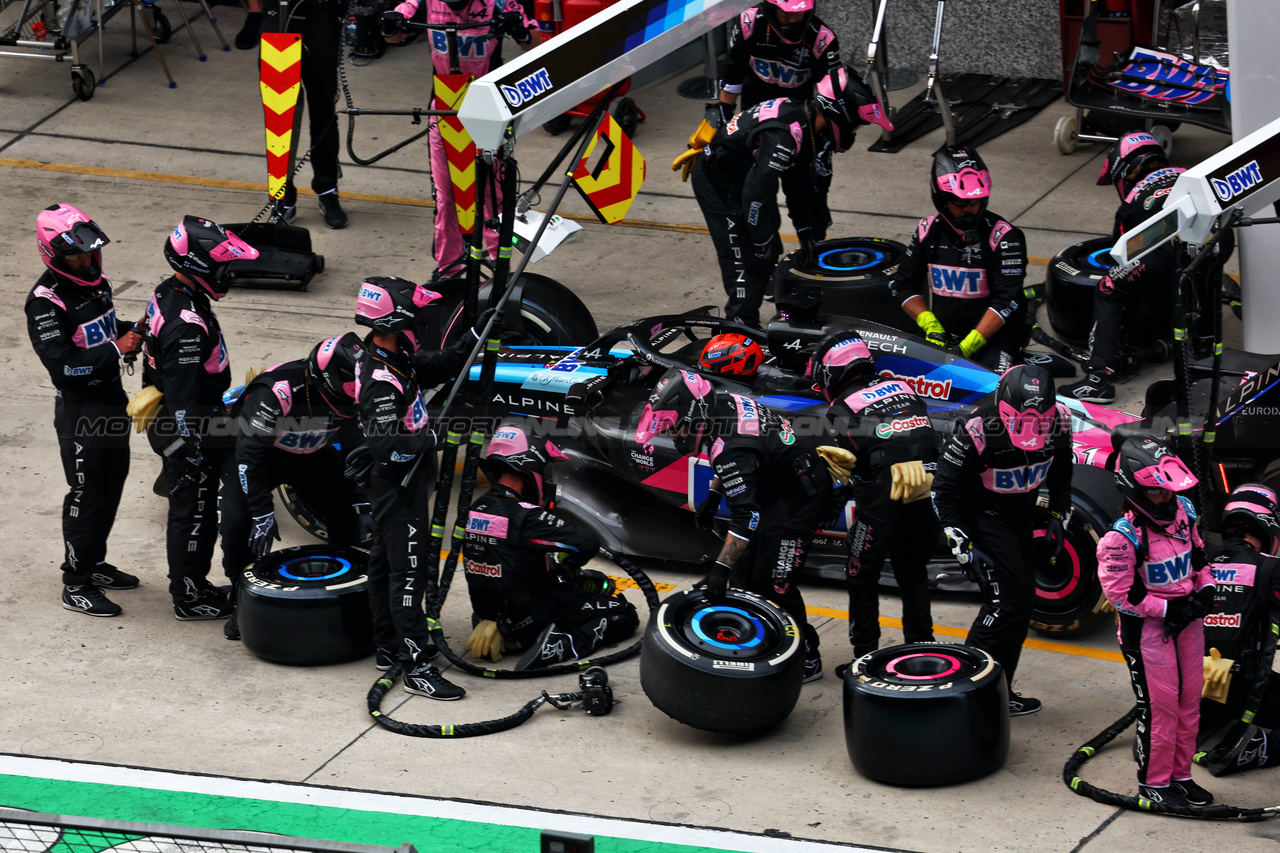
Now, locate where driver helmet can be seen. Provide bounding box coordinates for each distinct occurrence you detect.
[1220,482,1280,554]
[761,0,813,44]
[307,332,363,410]
[37,204,110,288]
[1112,434,1198,527]
[354,275,442,352]
[994,364,1058,451]
[699,333,764,378]
[164,216,259,300]
[809,332,877,403]
[812,65,892,154]
[481,419,568,505]
[634,368,717,456]
[931,144,992,244]
[1097,132,1168,201]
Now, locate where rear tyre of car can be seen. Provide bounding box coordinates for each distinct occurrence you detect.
[1028,494,1110,638]
[640,588,805,734]
[844,643,1009,785]
[444,273,598,347]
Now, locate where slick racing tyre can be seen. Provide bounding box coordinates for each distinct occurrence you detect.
[1045,237,1111,347]
[1028,494,1110,638]
[844,643,1009,786]
[773,237,910,331]
[445,273,598,347]
[277,484,371,548]
[238,545,373,666]
[640,588,805,734]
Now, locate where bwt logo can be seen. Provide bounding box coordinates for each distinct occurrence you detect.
[501,68,553,108]
[468,516,492,533]
[1212,160,1263,202]
[929,265,987,297]
[1211,567,1238,583]
[359,287,382,302]
[1145,551,1191,585]
[750,59,810,88]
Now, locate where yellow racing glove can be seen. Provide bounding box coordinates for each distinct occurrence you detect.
[816,446,857,488]
[671,118,717,182]
[889,460,933,503]
[959,329,987,359]
[1203,647,1234,703]
[463,619,506,662]
[126,386,164,434]
[916,310,948,348]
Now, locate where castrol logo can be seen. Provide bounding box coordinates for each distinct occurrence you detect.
[878,369,952,400]
[1203,612,1241,628]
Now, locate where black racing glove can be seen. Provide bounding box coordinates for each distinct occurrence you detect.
[248,511,281,558]
[714,100,734,128]
[344,445,375,487]
[163,437,205,495]
[945,526,993,595]
[380,10,406,37]
[1163,595,1206,638]
[694,489,722,531]
[695,560,732,599]
[353,502,375,541]
[471,306,498,340]
[495,10,532,43]
[1045,511,1067,561]
[744,239,778,282]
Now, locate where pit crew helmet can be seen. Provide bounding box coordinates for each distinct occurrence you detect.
[634,368,717,456]
[809,332,877,403]
[699,333,764,378]
[164,216,259,300]
[1097,132,1168,201]
[37,204,110,288]
[481,420,568,504]
[761,0,813,44]
[995,364,1057,452]
[1220,482,1280,554]
[1112,434,1198,526]
[931,145,992,243]
[307,332,363,410]
[354,275,442,352]
[812,65,892,153]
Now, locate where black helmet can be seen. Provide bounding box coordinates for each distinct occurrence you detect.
[809,332,877,402]
[1221,483,1280,553]
[1097,131,1169,201]
[812,65,892,153]
[164,216,259,300]
[307,332,363,410]
[995,364,1058,451]
[634,368,717,456]
[37,203,109,287]
[699,333,764,378]
[481,420,567,504]
[353,275,443,352]
[931,145,992,243]
[1112,434,1198,526]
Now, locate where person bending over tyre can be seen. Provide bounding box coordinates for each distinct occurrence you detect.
[352,276,493,700]
[891,145,1028,372]
[637,368,835,681]
[691,64,891,328]
[1097,434,1214,808]
[932,363,1072,715]
[460,421,639,669]
[27,204,143,618]
[1195,483,1280,778]
[142,217,259,623]
[221,332,369,642]
[809,333,939,673]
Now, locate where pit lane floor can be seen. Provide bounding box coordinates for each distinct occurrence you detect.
[0,13,1268,853]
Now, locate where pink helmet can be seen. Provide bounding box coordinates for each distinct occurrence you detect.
[635,368,716,456]
[931,145,992,241]
[353,275,443,352]
[1113,434,1198,526]
[1097,132,1168,201]
[813,66,892,153]
[164,216,259,300]
[994,364,1058,451]
[482,420,568,504]
[37,203,109,287]
[809,332,876,402]
[762,0,814,43]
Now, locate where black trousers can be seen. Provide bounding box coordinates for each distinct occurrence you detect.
[690,159,773,328]
[279,3,341,204]
[964,510,1036,686]
[846,473,938,657]
[366,461,436,664]
[56,398,130,586]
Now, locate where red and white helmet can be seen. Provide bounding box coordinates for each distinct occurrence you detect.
[995,364,1058,451]
[699,333,765,378]
[482,420,568,504]
[164,216,259,300]
[37,203,109,287]
[762,0,814,44]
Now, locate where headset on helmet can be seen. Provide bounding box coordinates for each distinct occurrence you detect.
[1221,483,1280,553]
[481,420,568,505]
[761,0,814,44]
[634,369,717,456]
[699,333,764,378]
[809,332,877,403]
[1112,434,1198,527]
[353,275,443,352]
[995,364,1057,451]
[37,204,110,288]
[1097,132,1169,201]
[931,145,992,243]
[164,216,259,300]
[307,332,363,410]
[812,65,892,153]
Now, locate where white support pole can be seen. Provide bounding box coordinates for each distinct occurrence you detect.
[1227,0,1280,352]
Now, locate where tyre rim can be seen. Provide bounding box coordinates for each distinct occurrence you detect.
[883,652,963,681]
[275,554,354,583]
[818,246,889,272]
[1033,531,1083,603]
[689,605,768,653]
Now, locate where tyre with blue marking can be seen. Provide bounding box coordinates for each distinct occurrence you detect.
[773,237,909,331]
[1045,237,1112,346]
[639,588,804,734]
[238,545,373,666]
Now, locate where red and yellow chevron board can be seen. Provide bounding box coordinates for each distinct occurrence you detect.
[259,33,303,203]
[572,113,645,225]
[435,74,478,234]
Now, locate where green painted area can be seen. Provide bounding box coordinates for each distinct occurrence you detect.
[0,774,733,853]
